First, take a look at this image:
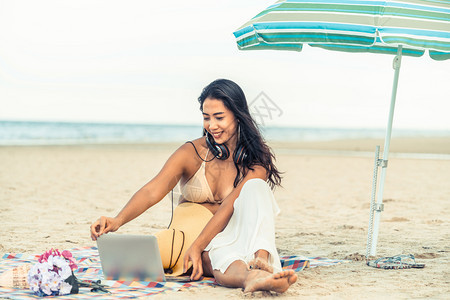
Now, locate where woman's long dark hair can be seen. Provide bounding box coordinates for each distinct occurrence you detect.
[198,79,282,189]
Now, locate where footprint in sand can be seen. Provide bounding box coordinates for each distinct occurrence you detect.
[329,241,345,245]
[344,253,366,261]
[426,219,443,224]
[414,253,440,259]
[385,217,409,222]
[337,225,355,230]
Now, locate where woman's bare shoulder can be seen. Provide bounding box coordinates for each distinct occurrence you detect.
[174,137,208,159]
[188,136,207,146]
[171,137,208,177]
[182,137,207,152]
[247,164,269,180]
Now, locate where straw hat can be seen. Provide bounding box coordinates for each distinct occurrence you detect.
[155,202,213,276]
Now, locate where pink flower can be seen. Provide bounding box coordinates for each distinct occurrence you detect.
[62,250,78,270]
[38,249,52,263]
[38,249,77,270]
[61,250,72,259]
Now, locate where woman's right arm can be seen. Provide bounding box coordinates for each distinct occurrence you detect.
[90,143,193,240]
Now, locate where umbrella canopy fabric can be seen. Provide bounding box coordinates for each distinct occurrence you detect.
[233,0,450,60]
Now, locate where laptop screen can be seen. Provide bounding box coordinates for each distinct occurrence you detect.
[96,234,166,282]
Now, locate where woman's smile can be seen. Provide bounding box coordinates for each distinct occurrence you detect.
[211,131,223,139]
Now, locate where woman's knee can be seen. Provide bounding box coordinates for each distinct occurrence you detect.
[242,178,270,191]
[237,178,274,208]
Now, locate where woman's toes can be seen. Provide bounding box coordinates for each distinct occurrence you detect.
[289,273,298,285]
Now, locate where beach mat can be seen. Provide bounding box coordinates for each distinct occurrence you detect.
[0,247,347,299]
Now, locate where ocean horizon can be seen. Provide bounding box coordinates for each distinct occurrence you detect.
[1,120,449,146]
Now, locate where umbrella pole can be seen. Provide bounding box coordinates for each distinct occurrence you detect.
[369,45,403,256]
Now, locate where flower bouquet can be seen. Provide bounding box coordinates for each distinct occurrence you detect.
[26,249,108,297]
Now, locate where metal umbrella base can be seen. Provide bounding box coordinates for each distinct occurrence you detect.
[366,145,386,258]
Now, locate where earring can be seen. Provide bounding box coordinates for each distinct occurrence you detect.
[233,124,247,164]
[237,123,241,142]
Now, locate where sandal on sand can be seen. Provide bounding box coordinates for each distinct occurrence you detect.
[367,254,425,270]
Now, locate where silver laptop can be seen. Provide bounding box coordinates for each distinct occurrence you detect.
[97,234,166,282]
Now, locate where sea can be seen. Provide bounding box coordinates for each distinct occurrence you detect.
[1,120,448,146]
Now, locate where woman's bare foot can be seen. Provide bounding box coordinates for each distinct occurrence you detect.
[243,269,297,293]
[248,257,273,273]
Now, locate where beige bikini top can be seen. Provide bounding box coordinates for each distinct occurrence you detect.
[180,149,222,204]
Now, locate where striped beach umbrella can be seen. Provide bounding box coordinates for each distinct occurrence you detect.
[234,0,450,59]
[233,0,450,257]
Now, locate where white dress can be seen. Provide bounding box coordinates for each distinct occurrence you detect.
[205,178,282,273]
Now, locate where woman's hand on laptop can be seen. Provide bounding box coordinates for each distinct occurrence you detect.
[90,216,121,241]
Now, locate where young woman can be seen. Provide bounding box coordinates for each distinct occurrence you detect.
[90,79,297,293]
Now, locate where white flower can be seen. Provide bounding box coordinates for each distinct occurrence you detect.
[46,255,54,267]
[40,277,52,296]
[40,271,55,289]
[49,272,62,292]
[52,256,65,268]
[38,262,51,275]
[27,264,40,283]
[59,281,72,295]
[28,278,40,292]
[60,264,72,280]
[40,270,50,280]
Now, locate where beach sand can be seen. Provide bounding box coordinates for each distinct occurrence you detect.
[1,137,449,299]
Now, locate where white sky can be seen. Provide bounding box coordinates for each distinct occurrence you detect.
[0,0,449,130]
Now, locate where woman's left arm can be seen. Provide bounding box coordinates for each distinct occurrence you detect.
[183,165,268,280]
